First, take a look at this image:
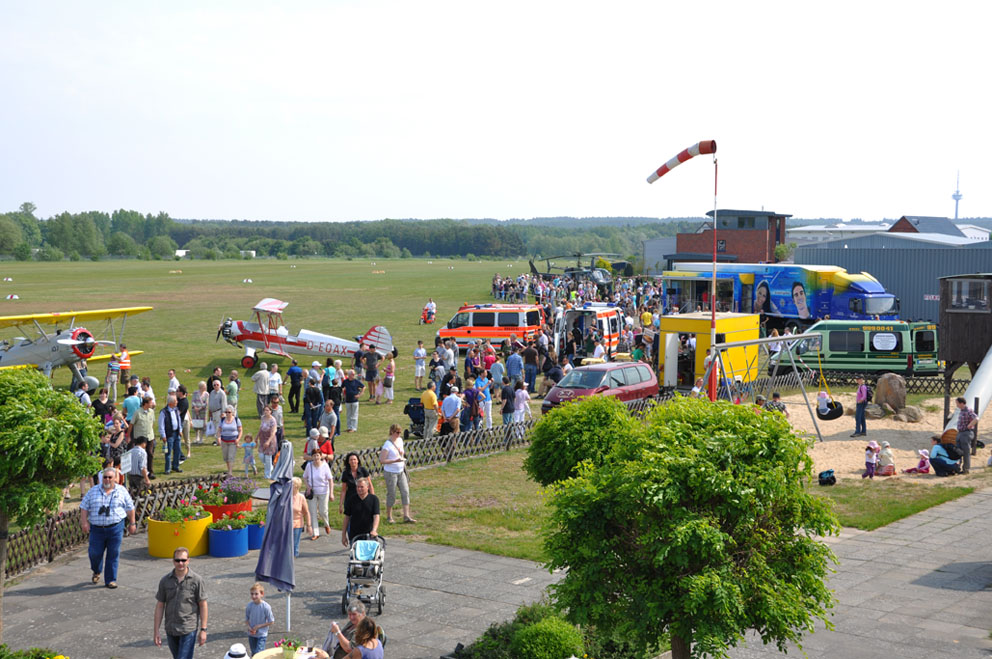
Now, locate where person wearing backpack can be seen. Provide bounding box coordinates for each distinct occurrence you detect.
[851,375,868,438]
[929,435,960,477]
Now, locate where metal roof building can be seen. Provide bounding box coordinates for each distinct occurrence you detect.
[795,235,991,322]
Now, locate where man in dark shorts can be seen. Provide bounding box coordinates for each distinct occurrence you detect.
[341,477,380,545]
[363,346,380,401]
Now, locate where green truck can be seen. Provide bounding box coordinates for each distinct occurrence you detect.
[769,320,939,376]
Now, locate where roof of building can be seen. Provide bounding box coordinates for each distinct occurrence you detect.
[664,252,739,262]
[796,232,986,250]
[789,223,890,233]
[705,209,792,218]
[939,273,992,280]
[894,216,965,237]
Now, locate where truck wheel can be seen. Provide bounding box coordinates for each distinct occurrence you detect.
[241,355,257,369]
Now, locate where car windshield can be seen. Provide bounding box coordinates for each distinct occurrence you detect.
[865,296,897,315]
[556,370,605,389]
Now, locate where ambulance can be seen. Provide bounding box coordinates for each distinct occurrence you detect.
[552,302,625,359]
[436,303,546,350]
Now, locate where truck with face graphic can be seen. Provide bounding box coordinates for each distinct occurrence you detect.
[658,263,899,332]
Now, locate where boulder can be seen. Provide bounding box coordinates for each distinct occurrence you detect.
[882,403,897,414]
[874,373,907,411]
[893,413,907,422]
[865,403,886,419]
[901,405,925,423]
[845,405,855,416]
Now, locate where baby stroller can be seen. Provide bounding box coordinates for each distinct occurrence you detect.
[402,397,425,439]
[342,534,386,615]
[419,306,435,324]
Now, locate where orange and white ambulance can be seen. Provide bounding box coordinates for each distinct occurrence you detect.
[437,303,546,350]
[553,302,625,358]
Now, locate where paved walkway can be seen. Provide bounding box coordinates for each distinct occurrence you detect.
[2,531,559,659]
[8,489,992,658]
[731,488,992,658]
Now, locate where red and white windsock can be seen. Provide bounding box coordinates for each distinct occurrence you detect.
[646,140,717,183]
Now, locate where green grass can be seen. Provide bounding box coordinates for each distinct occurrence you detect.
[809,479,974,530]
[1,257,537,481]
[367,450,548,562]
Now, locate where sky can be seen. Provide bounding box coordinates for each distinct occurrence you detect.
[1,1,989,223]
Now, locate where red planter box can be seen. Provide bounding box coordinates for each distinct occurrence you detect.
[201,500,252,522]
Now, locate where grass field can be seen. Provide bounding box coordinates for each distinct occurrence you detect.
[1,258,978,560]
[2,257,528,476]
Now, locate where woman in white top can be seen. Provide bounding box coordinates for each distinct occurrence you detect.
[379,424,415,524]
[303,452,334,540]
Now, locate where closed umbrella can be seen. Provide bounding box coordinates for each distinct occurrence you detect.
[254,440,296,627]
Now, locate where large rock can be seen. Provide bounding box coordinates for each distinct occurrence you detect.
[882,403,897,414]
[893,413,907,422]
[901,405,924,423]
[865,403,886,419]
[874,373,907,411]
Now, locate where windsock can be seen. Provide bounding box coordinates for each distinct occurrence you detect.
[646,140,717,183]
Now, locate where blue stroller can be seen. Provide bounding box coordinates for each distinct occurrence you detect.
[402,397,424,439]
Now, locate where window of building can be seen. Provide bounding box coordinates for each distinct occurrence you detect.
[949,279,990,313]
[737,217,755,229]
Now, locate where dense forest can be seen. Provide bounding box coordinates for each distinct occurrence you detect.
[2,202,989,263]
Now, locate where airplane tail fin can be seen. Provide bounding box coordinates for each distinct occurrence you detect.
[362,326,394,356]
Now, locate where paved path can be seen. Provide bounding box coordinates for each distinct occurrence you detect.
[3,531,559,659]
[732,488,992,658]
[9,489,992,658]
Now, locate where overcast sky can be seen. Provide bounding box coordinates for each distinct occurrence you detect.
[1,1,988,223]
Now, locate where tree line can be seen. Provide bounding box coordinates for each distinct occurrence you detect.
[0,202,699,262]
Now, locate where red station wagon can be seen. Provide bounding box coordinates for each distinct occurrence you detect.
[541,362,658,414]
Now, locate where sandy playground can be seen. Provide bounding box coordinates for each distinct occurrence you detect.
[776,391,991,483]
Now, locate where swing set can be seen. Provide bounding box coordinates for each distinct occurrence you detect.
[699,330,835,442]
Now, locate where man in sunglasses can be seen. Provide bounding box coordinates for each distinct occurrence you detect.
[154,547,209,659]
[79,466,137,589]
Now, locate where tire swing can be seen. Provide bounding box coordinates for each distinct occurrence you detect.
[815,349,844,421]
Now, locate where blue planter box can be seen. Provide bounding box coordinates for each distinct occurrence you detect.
[247,524,265,550]
[208,527,248,558]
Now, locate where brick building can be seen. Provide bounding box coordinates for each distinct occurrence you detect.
[675,209,790,264]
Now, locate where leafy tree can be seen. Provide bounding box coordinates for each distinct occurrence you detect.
[774,242,797,262]
[12,243,31,262]
[0,217,22,254]
[35,245,64,261]
[542,396,838,659]
[146,235,178,260]
[0,370,102,642]
[10,203,41,247]
[524,395,640,486]
[106,231,140,257]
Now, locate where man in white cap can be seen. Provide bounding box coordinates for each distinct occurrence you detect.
[441,386,462,434]
[309,361,323,384]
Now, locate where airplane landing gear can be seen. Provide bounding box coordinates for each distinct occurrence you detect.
[241,354,258,369]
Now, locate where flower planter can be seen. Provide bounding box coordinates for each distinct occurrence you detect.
[147,514,212,558]
[283,647,296,659]
[208,527,249,558]
[200,500,252,522]
[247,523,265,550]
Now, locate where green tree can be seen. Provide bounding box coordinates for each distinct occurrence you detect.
[542,397,838,659]
[0,216,22,254]
[774,242,797,262]
[35,245,64,261]
[146,235,178,260]
[106,231,140,257]
[10,203,42,247]
[0,370,103,642]
[12,243,31,261]
[524,396,640,487]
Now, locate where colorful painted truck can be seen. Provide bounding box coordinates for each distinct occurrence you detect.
[658,263,899,331]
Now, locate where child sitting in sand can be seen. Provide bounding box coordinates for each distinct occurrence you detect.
[862,440,880,479]
[877,440,896,476]
[902,449,931,474]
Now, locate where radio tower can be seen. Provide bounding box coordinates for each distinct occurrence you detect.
[952,171,963,220]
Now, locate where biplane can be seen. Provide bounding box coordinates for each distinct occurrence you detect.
[217,298,395,369]
[0,307,153,381]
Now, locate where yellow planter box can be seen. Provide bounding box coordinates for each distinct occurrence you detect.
[147,513,213,558]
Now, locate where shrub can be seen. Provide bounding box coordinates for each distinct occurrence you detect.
[457,600,556,659]
[0,645,64,659]
[524,395,641,486]
[208,513,249,530]
[510,616,584,659]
